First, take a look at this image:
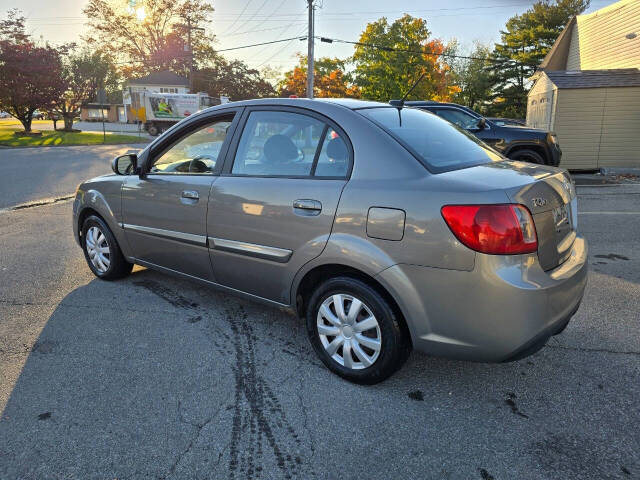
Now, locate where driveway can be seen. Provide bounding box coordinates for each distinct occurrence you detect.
[0,168,638,479]
[0,144,146,209]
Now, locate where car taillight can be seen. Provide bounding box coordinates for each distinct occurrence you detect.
[441,204,538,255]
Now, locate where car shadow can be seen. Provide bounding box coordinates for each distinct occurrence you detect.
[0,267,637,479]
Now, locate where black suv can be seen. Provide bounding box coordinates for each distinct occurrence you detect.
[405,101,562,166]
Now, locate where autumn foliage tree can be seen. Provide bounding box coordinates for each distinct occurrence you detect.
[352,15,457,102]
[0,10,66,132]
[280,55,360,98]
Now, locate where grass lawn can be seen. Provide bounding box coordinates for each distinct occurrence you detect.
[0,119,147,147]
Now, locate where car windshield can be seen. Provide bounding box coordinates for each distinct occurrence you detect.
[358,107,502,173]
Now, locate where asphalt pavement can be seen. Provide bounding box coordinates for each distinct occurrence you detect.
[0,144,147,208]
[0,161,638,479]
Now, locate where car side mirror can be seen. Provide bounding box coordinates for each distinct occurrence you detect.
[476,117,487,130]
[111,153,137,175]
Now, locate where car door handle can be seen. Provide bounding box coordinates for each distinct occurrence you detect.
[181,190,199,200]
[293,199,322,216]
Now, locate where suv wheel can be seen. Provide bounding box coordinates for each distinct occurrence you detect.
[81,215,133,280]
[306,276,410,384]
[509,149,545,165]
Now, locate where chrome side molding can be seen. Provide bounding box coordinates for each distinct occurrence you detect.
[122,223,207,246]
[209,237,292,263]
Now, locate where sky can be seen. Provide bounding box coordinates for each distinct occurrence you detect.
[0,0,612,74]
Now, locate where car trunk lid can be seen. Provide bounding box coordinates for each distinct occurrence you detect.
[441,160,577,270]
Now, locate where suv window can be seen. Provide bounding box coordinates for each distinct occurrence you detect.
[151,119,232,174]
[359,107,501,173]
[232,111,326,177]
[433,108,479,130]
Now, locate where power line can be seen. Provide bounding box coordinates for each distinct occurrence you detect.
[221,0,253,35]
[216,35,307,53]
[256,25,308,68]
[227,0,271,35]
[224,22,307,37]
[317,36,537,66]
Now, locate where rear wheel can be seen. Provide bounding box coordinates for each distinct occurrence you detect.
[509,148,545,165]
[306,276,410,384]
[81,215,133,280]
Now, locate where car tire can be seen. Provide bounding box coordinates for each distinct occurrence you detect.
[305,276,410,384]
[81,215,133,280]
[147,124,159,136]
[509,149,545,165]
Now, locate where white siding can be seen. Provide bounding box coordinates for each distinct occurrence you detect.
[527,74,556,129]
[567,0,640,70]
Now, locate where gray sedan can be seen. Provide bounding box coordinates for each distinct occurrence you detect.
[72,98,587,384]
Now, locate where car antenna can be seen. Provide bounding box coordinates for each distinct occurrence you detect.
[389,72,426,108]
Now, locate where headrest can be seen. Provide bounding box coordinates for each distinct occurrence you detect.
[264,134,299,164]
[326,137,348,161]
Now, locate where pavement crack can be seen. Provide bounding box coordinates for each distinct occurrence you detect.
[160,400,214,480]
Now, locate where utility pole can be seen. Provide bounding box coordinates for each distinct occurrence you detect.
[306,0,314,99]
[181,17,205,93]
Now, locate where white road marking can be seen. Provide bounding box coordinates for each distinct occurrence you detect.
[578,211,640,215]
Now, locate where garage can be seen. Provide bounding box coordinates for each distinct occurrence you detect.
[527,69,640,170]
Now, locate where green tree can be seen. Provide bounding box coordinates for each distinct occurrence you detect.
[193,55,275,100]
[351,14,456,102]
[491,0,589,117]
[450,42,494,113]
[51,48,120,131]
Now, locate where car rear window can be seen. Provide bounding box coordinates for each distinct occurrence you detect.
[358,107,502,173]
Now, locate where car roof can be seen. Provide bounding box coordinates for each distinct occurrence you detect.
[203,97,389,111]
[405,101,481,116]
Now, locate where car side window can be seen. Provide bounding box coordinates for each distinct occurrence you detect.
[314,128,349,177]
[150,119,232,174]
[434,109,478,130]
[232,111,325,177]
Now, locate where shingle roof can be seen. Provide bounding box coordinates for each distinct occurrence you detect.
[128,70,189,86]
[545,69,640,88]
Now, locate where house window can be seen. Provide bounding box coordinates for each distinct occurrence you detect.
[87,108,109,119]
[159,87,178,93]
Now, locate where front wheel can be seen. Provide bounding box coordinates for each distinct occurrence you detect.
[509,148,545,165]
[82,215,133,280]
[306,277,410,384]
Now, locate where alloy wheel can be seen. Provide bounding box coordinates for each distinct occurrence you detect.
[317,293,382,370]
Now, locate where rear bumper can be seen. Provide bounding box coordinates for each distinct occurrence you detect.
[376,236,588,362]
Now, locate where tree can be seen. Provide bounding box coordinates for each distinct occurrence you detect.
[449,42,494,112]
[351,15,457,102]
[279,55,360,98]
[490,0,589,117]
[83,0,215,79]
[0,11,66,132]
[50,48,120,131]
[192,55,275,100]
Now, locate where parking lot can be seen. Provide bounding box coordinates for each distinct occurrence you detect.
[0,147,638,479]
